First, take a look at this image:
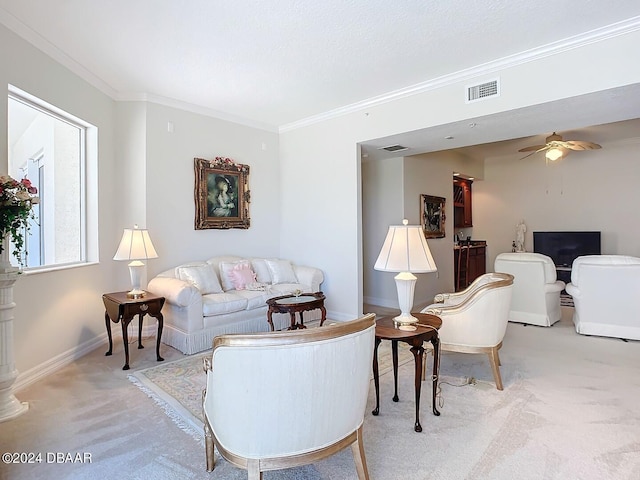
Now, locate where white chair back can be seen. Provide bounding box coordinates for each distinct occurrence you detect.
[494,252,565,326]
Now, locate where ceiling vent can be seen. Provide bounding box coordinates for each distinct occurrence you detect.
[378,144,409,153]
[465,78,500,103]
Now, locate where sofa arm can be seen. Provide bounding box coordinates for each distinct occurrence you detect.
[147,276,201,307]
[293,265,324,292]
[544,280,566,294]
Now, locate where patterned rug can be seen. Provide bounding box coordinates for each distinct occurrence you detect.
[128,339,413,441]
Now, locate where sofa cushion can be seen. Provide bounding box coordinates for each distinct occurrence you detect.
[219,260,252,291]
[233,289,271,310]
[250,259,272,284]
[229,263,257,290]
[202,292,248,316]
[265,259,298,284]
[177,264,223,294]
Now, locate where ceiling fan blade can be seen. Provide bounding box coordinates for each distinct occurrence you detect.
[518,144,547,152]
[519,146,548,160]
[563,140,602,151]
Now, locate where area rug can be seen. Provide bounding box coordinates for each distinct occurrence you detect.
[126,316,640,479]
[128,339,414,442]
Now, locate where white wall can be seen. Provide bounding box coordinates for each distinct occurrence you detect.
[473,136,640,270]
[143,102,282,276]
[1,24,119,378]
[280,28,640,320]
[363,151,485,311]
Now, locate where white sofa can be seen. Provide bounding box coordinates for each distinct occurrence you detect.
[147,255,324,354]
[565,255,640,340]
[494,252,565,327]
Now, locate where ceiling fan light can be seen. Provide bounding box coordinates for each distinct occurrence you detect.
[546,148,563,161]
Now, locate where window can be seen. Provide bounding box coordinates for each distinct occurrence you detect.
[7,86,96,270]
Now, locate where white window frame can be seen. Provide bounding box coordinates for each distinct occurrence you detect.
[8,85,98,273]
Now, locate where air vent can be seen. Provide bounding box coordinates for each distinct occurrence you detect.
[465,78,500,103]
[378,144,409,153]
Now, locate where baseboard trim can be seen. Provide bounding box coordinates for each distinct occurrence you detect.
[14,332,108,392]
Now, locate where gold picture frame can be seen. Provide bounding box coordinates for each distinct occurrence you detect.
[420,194,445,238]
[194,157,250,230]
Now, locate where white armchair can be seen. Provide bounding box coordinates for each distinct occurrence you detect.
[421,273,514,390]
[202,314,376,479]
[566,255,640,340]
[494,252,565,326]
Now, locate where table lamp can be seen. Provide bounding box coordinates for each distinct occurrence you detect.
[374,219,437,330]
[113,225,158,298]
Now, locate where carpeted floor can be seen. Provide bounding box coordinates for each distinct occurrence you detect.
[2,307,640,479]
[127,339,414,440]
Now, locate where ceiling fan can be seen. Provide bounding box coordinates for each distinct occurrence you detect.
[518,132,601,161]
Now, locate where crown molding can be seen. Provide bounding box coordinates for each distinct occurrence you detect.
[0,6,119,99]
[279,16,640,133]
[116,92,279,132]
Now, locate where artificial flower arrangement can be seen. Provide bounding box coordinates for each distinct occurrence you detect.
[0,174,39,266]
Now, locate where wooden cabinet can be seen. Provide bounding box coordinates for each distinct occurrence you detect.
[453,178,473,228]
[454,244,486,291]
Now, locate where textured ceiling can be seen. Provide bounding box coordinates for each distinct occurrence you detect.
[2,1,640,131]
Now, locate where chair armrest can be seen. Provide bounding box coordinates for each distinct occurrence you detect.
[293,265,324,292]
[565,283,581,298]
[147,276,200,307]
[544,280,566,294]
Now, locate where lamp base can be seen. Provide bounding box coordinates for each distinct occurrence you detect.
[126,289,146,299]
[393,314,418,331]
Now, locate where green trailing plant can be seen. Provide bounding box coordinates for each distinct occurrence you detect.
[0,175,39,266]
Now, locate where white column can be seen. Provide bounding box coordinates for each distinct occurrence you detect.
[0,243,28,421]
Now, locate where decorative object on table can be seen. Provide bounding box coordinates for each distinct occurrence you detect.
[113,225,159,299]
[374,219,437,331]
[194,157,250,230]
[420,194,445,239]
[0,175,37,422]
[0,175,39,269]
[515,219,526,252]
[518,132,601,161]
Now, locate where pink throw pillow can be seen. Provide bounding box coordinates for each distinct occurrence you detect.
[230,264,257,290]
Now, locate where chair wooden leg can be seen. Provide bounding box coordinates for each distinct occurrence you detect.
[488,347,503,391]
[247,459,262,480]
[351,425,370,480]
[203,390,216,472]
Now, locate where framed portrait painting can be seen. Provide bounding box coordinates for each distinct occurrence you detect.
[194,157,250,229]
[420,194,445,238]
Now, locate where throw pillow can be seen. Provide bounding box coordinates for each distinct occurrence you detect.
[229,263,257,290]
[219,260,252,291]
[265,259,298,284]
[177,264,223,294]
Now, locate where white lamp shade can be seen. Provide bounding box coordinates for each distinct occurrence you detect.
[113,228,158,261]
[374,223,437,273]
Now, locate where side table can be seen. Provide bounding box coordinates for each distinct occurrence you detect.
[102,291,165,370]
[266,292,326,331]
[372,313,442,432]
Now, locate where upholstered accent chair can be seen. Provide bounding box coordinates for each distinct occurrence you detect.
[202,314,375,479]
[421,273,514,390]
[494,252,565,326]
[566,255,640,340]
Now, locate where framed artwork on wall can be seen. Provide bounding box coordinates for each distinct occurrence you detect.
[194,157,250,230]
[420,194,445,238]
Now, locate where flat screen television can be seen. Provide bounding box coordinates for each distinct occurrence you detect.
[533,231,601,268]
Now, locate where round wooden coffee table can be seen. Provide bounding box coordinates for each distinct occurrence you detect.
[266,292,326,331]
[372,312,442,432]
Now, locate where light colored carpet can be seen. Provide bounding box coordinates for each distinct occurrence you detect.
[127,340,414,440]
[3,308,640,479]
